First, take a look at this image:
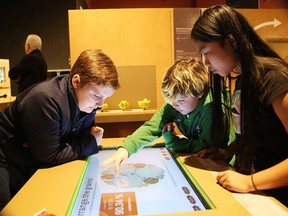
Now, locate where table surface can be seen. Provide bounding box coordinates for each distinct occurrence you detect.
[0,138,287,216]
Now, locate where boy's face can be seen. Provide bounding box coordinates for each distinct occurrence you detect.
[171,95,202,115]
[72,75,115,113]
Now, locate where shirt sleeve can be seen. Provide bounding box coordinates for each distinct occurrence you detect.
[8,55,33,80]
[262,67,288,105]
[121,105,169,156]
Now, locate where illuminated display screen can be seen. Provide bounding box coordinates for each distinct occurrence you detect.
[67,147,214,215]
[0,67,4,83]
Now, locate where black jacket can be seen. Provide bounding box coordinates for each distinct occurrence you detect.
[0,75,98,169]
[8,49,47,93]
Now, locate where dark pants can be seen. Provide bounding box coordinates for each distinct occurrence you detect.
[0,166,10,210]
[0,148,34,211]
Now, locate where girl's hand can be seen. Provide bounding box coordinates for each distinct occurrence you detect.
[100,147,129,173]
[217,170,253,192]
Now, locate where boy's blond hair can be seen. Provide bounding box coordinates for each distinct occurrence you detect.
[161,57,209,103]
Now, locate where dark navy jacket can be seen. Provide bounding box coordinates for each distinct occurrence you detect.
[0,75,98,169]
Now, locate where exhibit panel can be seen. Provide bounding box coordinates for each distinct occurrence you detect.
[173,8,201,61]
[96,65,157,110]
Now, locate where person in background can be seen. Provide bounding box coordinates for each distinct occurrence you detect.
[191,5,288,206]
[0,49,120,210]
[101,57,233,172]
[9,34,48,93]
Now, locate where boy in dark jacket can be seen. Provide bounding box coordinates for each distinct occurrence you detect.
[0,49,120,210]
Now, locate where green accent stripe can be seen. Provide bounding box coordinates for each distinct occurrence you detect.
[65,156,91,216]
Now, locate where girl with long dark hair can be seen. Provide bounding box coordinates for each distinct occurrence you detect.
[192,5,288,206]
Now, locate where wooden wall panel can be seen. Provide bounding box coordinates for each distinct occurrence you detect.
[238,9,288,60]
[69,9,174,108]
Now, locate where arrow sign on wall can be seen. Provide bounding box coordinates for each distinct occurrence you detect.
[254,18,281,30]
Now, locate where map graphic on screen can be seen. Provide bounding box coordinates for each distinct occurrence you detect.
[101,163,164,188]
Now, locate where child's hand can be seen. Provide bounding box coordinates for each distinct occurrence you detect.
[217,170,252,193]
[100,147,129,173]
[162,123,175,132]
[90,126,104,146]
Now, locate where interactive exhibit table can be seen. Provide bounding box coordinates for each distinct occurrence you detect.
[1,139,287,216]
[67,146,213,216]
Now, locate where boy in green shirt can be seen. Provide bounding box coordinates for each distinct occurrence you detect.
[101,57,220,172]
